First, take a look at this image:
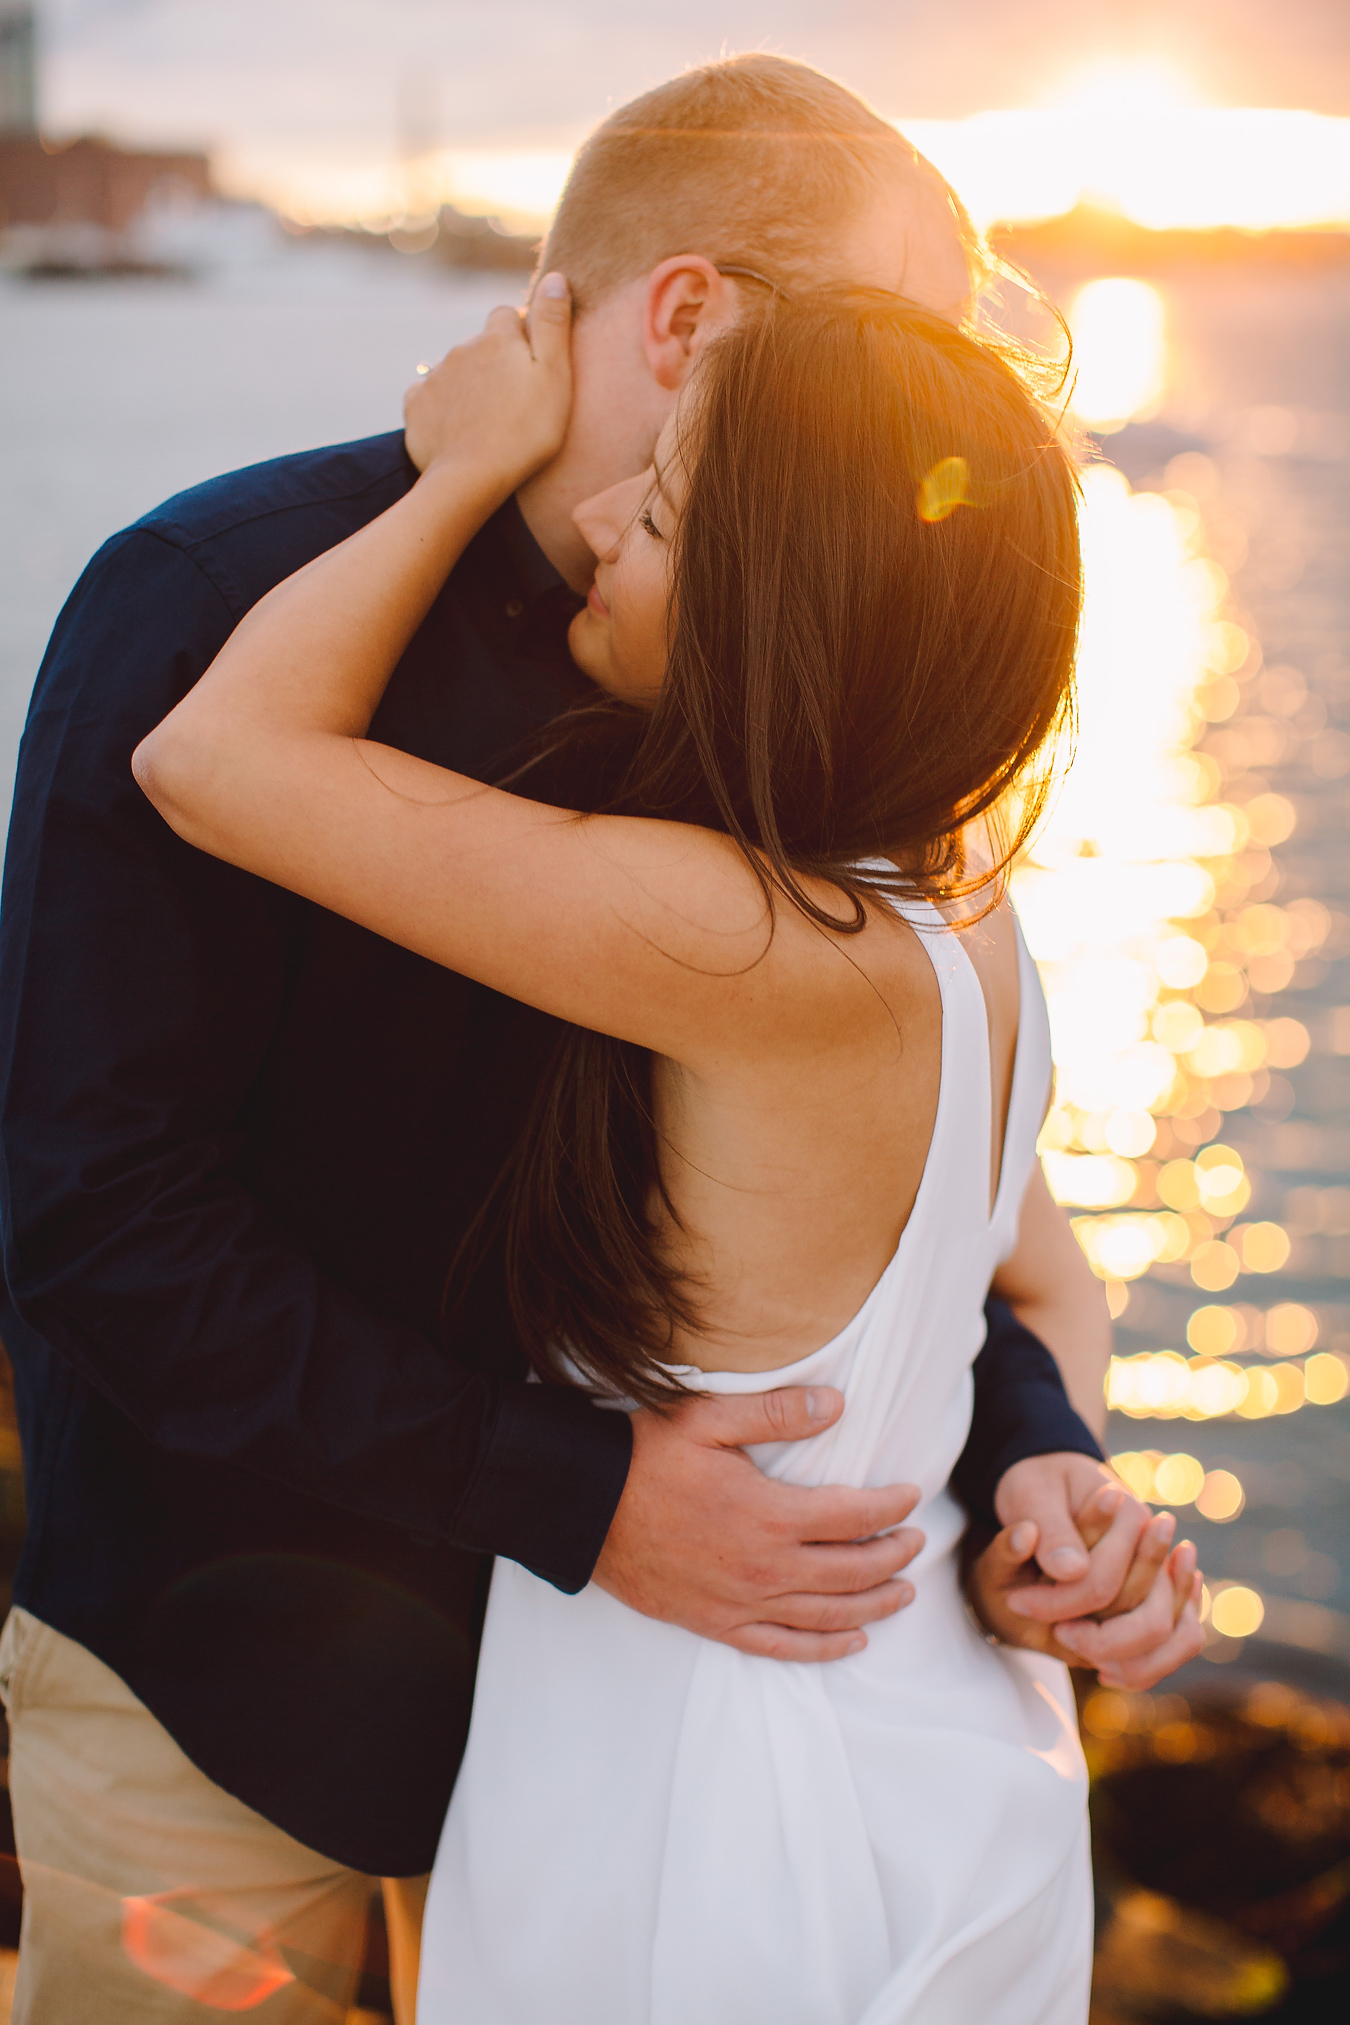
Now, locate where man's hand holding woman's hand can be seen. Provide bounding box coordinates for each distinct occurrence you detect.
[403,273,574,504]
[966,1455,1206,1688]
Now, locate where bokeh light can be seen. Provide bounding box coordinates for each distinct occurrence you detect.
[1306,1354,1350,1406]
[1110,1450,1251,1517]
[1067,280,1167,432]
[1195,1470,1245,1522]
[1264,1303,1318,1356]
[1105,1344,1350,1423]
[1209,1585,1265,1639]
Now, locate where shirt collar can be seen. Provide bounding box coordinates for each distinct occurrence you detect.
[498,495,573,609]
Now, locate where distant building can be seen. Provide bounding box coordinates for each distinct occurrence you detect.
[0,3,36,136]
[0,133,212,233]
[0,3,211,248]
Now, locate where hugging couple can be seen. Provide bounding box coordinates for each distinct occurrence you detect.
[0,53,1204,2025]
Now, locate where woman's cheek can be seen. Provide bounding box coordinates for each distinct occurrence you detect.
[638,563,673,689]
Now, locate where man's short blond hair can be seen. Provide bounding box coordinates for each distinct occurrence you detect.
[539,53,976,311]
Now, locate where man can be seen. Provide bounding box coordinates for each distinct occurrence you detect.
[0,53,1195,2025]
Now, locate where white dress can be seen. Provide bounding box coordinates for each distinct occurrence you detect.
[418,904,1093,2025]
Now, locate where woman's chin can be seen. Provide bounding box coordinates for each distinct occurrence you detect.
[567,611,662,708]
[566,606,605,679]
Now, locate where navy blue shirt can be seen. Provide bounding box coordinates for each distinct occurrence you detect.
[0,431,1100,1876]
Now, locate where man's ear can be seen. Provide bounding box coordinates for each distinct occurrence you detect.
[642,256,736,392]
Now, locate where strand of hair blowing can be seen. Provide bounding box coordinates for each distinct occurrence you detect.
[448,296,1082,1410]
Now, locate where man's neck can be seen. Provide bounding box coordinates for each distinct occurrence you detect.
[514,467,598,593]
[515,293,673,592]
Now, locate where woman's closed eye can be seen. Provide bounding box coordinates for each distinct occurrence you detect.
[639,507,664,541]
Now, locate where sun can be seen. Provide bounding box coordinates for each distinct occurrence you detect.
[1046,57,1201,119]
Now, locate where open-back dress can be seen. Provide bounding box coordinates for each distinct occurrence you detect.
[418,903,1093,2024]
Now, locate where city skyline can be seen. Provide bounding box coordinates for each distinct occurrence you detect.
[28,2,1350,177]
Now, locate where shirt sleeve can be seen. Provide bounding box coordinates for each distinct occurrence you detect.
[951,1297,1106,1527]
[0,529,631,1592]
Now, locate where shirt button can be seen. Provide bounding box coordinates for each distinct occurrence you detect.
[505,598,524,619]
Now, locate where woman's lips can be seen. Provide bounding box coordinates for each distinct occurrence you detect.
[587,579,609,618]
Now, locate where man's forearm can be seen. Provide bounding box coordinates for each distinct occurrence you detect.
[989,1167,1112,1438]
[951,1298,1104,1527]
[1004,1288,1110,1440]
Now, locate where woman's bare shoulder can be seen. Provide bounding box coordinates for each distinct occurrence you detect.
[758,874,943,1056]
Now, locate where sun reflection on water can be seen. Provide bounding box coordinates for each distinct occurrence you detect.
[1067,280,1168,432]
[1011,300,1348,1441]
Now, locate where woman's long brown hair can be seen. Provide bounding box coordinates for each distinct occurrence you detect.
[451,293,1082,1409]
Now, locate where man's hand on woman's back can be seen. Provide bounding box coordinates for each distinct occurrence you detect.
[592,1387,925,1662]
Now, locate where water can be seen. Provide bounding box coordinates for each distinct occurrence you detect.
[1067,256,1350,1668]
[0,244,519,813]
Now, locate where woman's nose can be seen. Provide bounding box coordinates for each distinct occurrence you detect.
[572,477,643,560]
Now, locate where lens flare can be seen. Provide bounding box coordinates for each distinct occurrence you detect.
[122,1898,294,2011]
[917,456,971,523]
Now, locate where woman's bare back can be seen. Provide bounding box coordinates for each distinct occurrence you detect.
[653,895,1024,1374]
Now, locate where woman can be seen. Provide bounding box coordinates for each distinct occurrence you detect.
[134,279,1181,2023]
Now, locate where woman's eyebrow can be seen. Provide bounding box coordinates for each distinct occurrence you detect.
[650,456,676,510]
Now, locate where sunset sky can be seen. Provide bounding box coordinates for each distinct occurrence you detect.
[29,0,1350,226]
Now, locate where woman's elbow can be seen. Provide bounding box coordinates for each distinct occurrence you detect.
[131,723,213,844]
[132,725,176,813]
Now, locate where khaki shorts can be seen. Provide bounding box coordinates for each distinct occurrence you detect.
[0,1609,427,2023]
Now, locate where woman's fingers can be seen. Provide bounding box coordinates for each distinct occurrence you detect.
[964,1523,1063,1655]
[526,270,574,357]
[965,1492,1207,1687]
[1068,1481,1119,1552]
[1096,1507,1177,1619]
[484,304,526,338]
[1054,1584,1169,1667]
[1094,1589,1206,1690]
[402,275,574,487]
[1054,1543,1201,1674]
[1169,1541,1201,1623]
[1005,1493,1157,1622]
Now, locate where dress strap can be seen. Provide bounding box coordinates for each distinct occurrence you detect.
[988,915,1052,1252]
